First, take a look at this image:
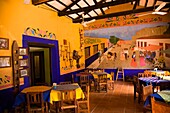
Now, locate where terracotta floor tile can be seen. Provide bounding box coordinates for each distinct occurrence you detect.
[90,81,143,113]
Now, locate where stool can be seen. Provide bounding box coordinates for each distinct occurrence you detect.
[116,68,124,81]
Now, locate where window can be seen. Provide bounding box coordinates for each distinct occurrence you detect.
[141,42,143,47]
[144,42,147,47]
[138,41,140,47]
[100,43,105,52]
[159,43,163,56]
[85,47,90,59]
[165,43,170,58]
[93,45,98,54]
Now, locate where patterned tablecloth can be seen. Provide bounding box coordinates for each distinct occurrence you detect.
[138,77,170,86]
[158,90,170,103]
[50,83,85,104]
[144,90,170,107]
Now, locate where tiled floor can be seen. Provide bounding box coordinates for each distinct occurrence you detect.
[90,81,145,113]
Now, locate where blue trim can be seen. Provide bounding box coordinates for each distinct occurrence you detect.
[85,52,98,67]
[22,35,60,86]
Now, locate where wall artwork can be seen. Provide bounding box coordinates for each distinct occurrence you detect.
[0,38,9,50]
[19,68,28,77]
[0,56,11,68]
[19,47,28,56]
[19,59,28,67]
[85,22,170,69]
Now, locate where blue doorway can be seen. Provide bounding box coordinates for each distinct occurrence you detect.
[22,35,60,87]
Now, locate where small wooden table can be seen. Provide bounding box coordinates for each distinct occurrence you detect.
[50,83,85,103]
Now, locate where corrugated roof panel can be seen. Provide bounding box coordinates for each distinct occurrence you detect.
[48,1,65,10]
[86,0,95,6]
[68,14,79,19]
[71,4,79,10]
[60,0,72,6]
[77,1,88,8]
[88,10,98,17]
[94,9,102,14]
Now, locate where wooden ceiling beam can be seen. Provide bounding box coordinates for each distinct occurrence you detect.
[32,0,53,5]
[144,0,148,7]
[62,0,81,12]
[75,0,105,20]
[133,0,139,10]
[157,0,170,2]
[93,0,105,15]
[73,3,170,23]
[58,0,136,16]
[83,0,98,16]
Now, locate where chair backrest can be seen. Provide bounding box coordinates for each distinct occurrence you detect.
[110,72,114,80]
[98,74,107,83]
[151,97,170,113]
[84,85,90,101]
[77,85,90,113]
[59,81,72,85]
[26,92,45,113]
[60,89,77,110]
[80,75,89,84]
[144,70,152,77]
[138,73,145,78]
[142,85,153,101]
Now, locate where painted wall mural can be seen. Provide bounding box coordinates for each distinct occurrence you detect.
[60,37,85,75]
[0,74,24,90]
[84,16,164,30]
[85,22,170,69]
[24,27,56,39]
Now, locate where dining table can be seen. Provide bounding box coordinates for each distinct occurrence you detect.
[50,83,85,104]
[138,77,170,87]
[92,71,112,80]
[13,86,52,108]
[144,90,170,107]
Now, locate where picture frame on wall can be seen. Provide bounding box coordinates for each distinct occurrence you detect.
[19,59,28,67]
[19,47,28,56]
[0,38,9,50]
[19,68,28,77]
[0,56,11,68]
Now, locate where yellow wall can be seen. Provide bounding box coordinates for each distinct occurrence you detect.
[84,36,109,57]
[0,0,84,89]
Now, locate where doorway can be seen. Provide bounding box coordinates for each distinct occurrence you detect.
[29,46,51,86]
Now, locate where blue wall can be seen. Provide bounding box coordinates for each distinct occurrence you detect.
[0,35,60,112]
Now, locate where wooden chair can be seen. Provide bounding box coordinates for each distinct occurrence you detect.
[151,97,170,113]
[144,70,152,77]
[77,85,90,113]
[59,81,72,85]
[80,75,89,86]
[107,72,114,90]
[97,74,108,93]
[138,73,145,78]
[142,85,153,113]
[133,76,141,103]
[60,89,77,113]
[142,84,153,102]
[26,92,48,113]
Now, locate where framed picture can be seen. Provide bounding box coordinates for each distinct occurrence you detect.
[19,47,28,56]
[0,56,11,68]
[0,38,9,49]
[19,68,28,77]
[19,59,28,67]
